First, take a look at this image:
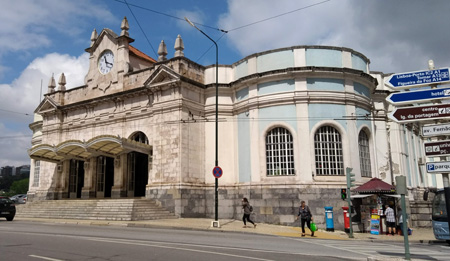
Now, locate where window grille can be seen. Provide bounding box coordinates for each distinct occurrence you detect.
[32,160,40,187]
[314,126,344,175]
[266,127,295,176]
[359,130,372,177]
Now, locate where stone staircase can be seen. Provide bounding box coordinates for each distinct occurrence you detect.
[15,198,176,221]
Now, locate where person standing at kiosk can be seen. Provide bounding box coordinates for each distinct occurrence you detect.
[385,204,396,236]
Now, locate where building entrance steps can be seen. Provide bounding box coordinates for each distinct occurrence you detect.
[15,198,176,221]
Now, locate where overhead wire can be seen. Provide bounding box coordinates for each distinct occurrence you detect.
[226,0,331,32]
[123,0,158,57]
[109,0,332,62]
[0,108,32,116]
[110,0,226,32]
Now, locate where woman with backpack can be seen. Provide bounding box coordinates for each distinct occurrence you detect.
[242,197,256,228]
[296,200,314,237]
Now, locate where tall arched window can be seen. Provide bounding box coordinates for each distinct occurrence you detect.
[314,126,344,175]
[266,127,295,176]
[358,130,372,177]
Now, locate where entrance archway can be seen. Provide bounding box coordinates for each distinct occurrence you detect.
[127,132,150,197]
[69,159,85,199]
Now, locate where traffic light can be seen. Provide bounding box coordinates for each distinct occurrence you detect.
[346,167,356,189]
[341,188,347,200]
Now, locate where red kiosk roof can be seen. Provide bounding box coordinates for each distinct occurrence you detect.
[354,178,395,194]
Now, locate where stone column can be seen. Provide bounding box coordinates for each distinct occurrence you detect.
[57,160,70,199]
[112,154,127,198]
[82,158,97,199]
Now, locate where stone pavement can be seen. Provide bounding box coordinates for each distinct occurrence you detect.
[15,217,436,243]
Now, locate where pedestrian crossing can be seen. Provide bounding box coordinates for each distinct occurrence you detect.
[297,239,450,260]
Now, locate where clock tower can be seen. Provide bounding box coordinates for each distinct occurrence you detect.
[84,17,155,94]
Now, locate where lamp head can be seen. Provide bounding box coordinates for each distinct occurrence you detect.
[184,17,195,27]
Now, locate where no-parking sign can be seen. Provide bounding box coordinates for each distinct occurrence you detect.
[212,166,223,178]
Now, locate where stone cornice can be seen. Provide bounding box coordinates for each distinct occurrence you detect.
[233,90,372,115]
[204,66,378,90]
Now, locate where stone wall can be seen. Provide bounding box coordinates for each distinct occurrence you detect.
[409,188,433,228]
[147,184,350,229]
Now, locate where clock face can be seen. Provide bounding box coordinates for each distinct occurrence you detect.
[98,50,114,74]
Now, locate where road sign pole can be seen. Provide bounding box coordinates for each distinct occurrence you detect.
[400,194,411,260]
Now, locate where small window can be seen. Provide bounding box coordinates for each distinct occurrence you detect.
[314,126,344,175]
[265,127,295,176]
[359,130,372,177]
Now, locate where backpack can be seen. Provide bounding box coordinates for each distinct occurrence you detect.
[249,205,253,212]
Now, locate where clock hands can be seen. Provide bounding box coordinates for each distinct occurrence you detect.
[103,56,113,68]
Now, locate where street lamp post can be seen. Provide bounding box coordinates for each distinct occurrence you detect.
[185,17,220,224]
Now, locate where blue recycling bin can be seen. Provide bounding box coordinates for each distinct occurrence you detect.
[325,206,334,232]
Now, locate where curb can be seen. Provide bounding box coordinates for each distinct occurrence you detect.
[14,218,436,244]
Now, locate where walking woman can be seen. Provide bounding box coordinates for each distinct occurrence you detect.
[242,198,256,228]
[296,200,314,237]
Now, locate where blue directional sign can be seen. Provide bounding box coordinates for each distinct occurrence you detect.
[385,68,450,89]
[386,87,450,105]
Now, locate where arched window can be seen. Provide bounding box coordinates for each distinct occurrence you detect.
[358,130,372,177]
[314,126,344,175]
[266,127,295,176]
[130,131,149,144]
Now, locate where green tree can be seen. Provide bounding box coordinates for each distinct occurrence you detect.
[10,178,29,194]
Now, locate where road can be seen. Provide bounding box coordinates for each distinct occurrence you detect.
[0,220,449,261]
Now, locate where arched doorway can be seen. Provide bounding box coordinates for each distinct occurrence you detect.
[127,132,150,197]
[96,156,114,198]
[69,159,85,198]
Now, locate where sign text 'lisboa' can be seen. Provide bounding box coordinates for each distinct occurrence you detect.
[385,68,450,89]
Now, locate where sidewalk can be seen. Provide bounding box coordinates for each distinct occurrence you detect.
[15,217,437,243]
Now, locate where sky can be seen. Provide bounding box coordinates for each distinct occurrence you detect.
[1,0,450,167]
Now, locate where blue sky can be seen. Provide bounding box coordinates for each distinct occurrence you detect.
[1,0,450,166]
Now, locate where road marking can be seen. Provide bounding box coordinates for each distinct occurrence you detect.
[86,237,275,261]
[29,255,63,261]
[293,238,368,257]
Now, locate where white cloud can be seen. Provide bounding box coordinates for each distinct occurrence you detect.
[0,0,114,53]
[0,52,89,166]
[0,123,31,167]
[0,53,89,117]
[219,0,450,73]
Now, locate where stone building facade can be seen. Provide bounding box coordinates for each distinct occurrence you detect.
[28,18,431,229]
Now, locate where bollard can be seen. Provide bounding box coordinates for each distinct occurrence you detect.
[325,206,334,232]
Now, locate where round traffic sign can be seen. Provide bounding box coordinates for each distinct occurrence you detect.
[212,166,223,178]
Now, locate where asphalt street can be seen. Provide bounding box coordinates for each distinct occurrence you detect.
[0,220,449,261]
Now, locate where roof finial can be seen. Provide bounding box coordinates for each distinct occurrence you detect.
[90,29,98,46]
[58,73,66,91]
[121,17,129,37]
[157,40,168,62]
[48,74,56,93]
[174,34,184,57]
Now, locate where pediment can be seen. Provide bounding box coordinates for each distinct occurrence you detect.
[85,28,134,54]
[35,96,59,114]
[144,65,180,88]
